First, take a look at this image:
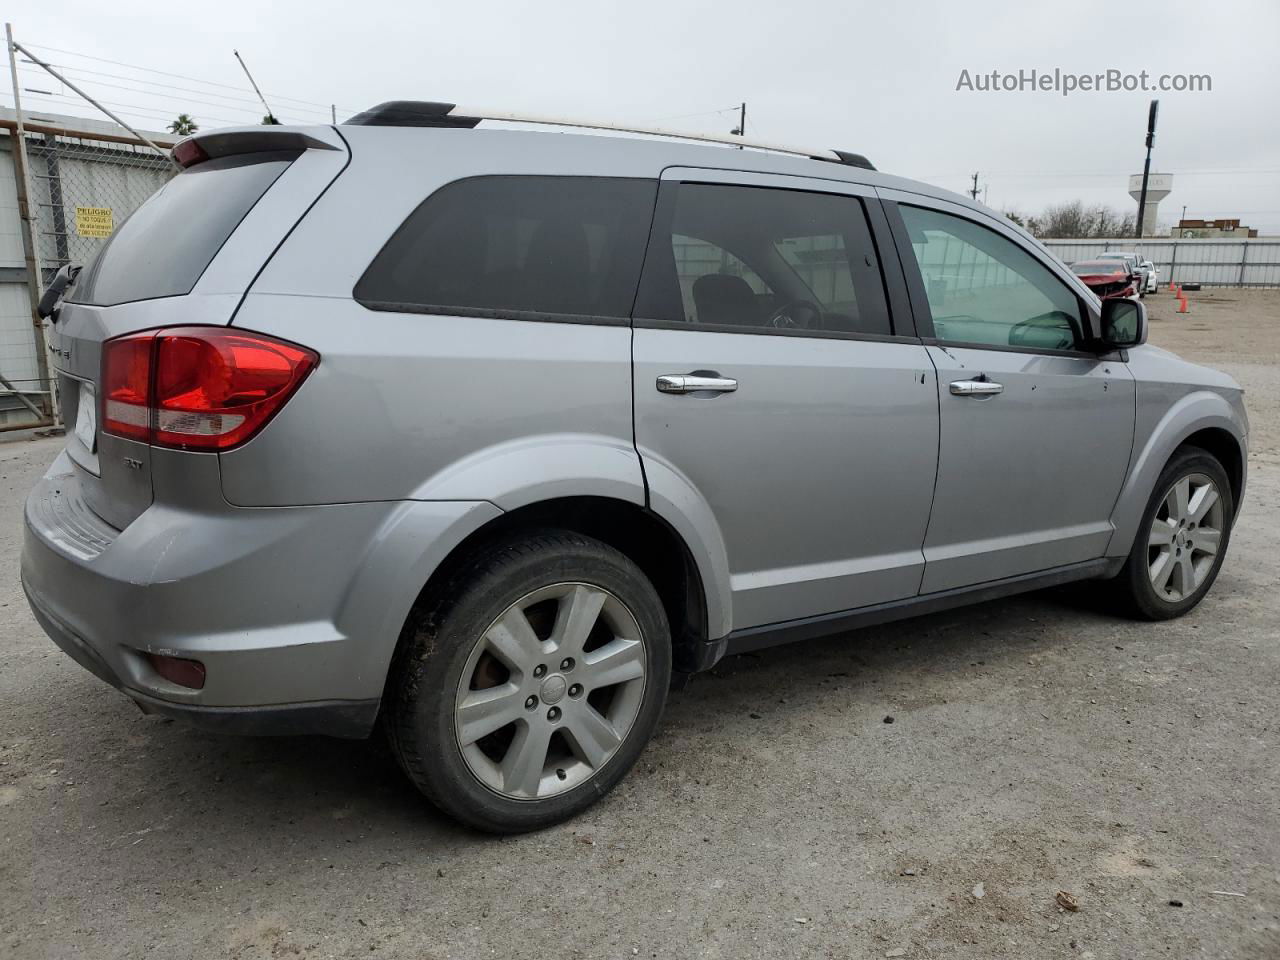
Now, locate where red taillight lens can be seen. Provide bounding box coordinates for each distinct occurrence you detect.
[101,327,317,451]
[102,332,156,442]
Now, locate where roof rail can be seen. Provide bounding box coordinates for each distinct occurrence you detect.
[343,101,875,171]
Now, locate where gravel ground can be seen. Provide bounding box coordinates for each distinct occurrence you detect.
[2,289,1277,960]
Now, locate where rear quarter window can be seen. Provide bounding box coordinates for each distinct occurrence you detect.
[354,176,658,321]
[70,151,296,307]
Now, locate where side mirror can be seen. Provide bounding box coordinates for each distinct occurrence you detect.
[1100,296,1147,348]
[36,263,82,320]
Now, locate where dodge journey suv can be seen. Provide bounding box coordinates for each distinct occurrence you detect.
[23,102,1248,832]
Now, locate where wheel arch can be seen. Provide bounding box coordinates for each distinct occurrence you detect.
[1178,426,1245,511]
[1108,392,1247,557]
[402,496,715,675]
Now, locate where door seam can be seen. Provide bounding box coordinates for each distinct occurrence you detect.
[916,345,944,596]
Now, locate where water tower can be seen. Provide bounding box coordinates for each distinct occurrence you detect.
[1129,173,1172,236]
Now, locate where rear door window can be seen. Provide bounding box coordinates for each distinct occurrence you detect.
[70,151,297,307]
[355,176,658,320]
[635,183,893,337]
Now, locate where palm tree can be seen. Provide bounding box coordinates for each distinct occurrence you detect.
[168,114,199,136]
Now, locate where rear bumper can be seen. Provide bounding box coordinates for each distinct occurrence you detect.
[21,453,500,738]
[22,579,378,737]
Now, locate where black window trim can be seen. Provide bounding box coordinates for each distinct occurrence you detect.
[882,198,1111,360]
[354,300,633,328]
[354,173,662,327]
[631,177,921,345]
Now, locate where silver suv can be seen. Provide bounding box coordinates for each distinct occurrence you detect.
[22,102,1248,832]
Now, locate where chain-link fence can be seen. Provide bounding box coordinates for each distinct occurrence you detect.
[26,132,174,280]
[2,25,177,429]
[1,116,174,429]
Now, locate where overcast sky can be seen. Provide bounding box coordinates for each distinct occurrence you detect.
[9,0,1280,232]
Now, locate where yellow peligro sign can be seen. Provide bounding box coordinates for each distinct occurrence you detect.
[75,206,114,238]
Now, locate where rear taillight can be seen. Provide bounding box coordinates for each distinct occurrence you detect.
[102,327,317,451]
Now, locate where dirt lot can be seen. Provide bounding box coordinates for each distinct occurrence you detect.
[2,290,1277,960]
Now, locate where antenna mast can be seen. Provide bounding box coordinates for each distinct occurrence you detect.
[233,49,279,124]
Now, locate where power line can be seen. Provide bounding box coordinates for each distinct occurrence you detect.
[18,90,250,128]
[22,41,350,113]
[16,66,320,122]
[17,60,334,117]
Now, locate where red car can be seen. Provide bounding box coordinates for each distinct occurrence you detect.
[1070,259,1138,300]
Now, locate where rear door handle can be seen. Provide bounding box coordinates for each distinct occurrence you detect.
[949,379,1004,397]
[656,374,738,395]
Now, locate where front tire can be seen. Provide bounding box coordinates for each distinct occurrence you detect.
[1113,448,1234,620]
[386,531,671,833]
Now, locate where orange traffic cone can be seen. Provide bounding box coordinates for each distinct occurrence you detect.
[1168,280,1176,293]
[1178,295,1189,313]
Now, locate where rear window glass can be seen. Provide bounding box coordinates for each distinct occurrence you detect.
[69,152,295,307]
[355,176,658,319]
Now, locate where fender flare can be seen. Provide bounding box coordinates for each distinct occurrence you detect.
[637,448,734,640]
[412,433,647,511]
[337,435,734,693]
[332,498,504,700]
[415,433,732,638]
[1107,391,1246,557]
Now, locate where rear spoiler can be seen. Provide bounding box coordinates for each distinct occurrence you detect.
[172,127,342,168]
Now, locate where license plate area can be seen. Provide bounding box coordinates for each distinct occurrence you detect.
[74,381,98,453]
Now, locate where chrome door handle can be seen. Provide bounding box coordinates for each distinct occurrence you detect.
[950,379,1004,397]
[656,374,738,395]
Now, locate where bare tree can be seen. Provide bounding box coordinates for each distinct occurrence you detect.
[1026,201,1136,239]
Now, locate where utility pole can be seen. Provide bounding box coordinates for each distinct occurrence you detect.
[1135,99,1159,239]
[331,104,336,124]
[970,172,980,200]
[729,102,746,149]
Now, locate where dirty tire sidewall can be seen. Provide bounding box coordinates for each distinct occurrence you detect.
[388,531,671,833]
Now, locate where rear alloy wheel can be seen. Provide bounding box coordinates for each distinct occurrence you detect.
[455,582,648,800]
[386,531,670,832]
[1115,448,1234,620]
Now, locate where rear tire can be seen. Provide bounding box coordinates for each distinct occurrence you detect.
[386,530,671,833]
[1112,448,1234,620]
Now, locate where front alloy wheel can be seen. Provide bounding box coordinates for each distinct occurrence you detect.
[1146,473,1224,602]
[1115,447,1234,620]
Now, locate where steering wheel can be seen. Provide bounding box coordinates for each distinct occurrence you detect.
[766,299,823,330]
